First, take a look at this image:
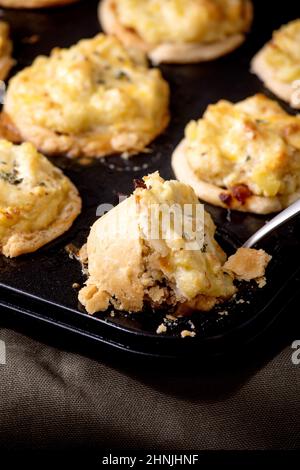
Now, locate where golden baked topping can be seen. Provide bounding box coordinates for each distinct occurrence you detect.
[184,94,300,198]
[0,140,80,257]
[5,34,170,157]
[263,19,300,83]
[114,0,252,45]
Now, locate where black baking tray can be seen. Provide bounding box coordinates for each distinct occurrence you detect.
[0,0,299,359]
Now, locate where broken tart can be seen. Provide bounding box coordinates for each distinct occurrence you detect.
[79,172,270,315]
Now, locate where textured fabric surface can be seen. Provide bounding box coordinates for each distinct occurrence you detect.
[0,315,300,452]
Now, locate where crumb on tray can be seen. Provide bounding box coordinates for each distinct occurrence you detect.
[156,323,167,334]
[224,248,271,281]
[181,330,196,338]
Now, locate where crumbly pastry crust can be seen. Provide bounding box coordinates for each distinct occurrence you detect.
[172,94,300,214]
[0,22,14,81]
[0,119,170,159]
[0,141,81,258]
[224,248,272,281]
[0,112,21,143]
[4,35,170,158]
[0,0,78,8]
[99,0,253,64]
[78,196,145,314]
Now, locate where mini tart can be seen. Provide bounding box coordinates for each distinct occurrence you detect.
[0,22,14,81]
[251,19,300,109]
[172,94,300,214]
[99,0,253,64]
[0,140,81,257]
[78,172,270,315]
[4,34,170,159]
[0,0,78,8]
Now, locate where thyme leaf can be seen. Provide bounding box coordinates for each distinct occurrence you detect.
[0,169,23,185]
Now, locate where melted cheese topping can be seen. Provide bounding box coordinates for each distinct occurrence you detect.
[0,140,76,241]
[263,19,300,83]
[138,173,235,300]
[5,34,169,139]
[115,0,252,45]
[185,94,300,197]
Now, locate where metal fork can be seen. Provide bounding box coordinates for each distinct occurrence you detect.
[243,199,300,248]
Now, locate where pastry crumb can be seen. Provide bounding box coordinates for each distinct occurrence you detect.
[121,151,130,160]
[156,323,167,334]
[181,330,196,338]
[72,283,80,289]
[256,277,267,288]
[224,248,271,281]
[165,314,177,321]
[218,310,229,316]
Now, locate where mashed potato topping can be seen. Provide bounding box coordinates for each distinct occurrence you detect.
[262,19,300,84]
[138,173,235,301]
[0,140,80,255]
[114,0,252,45]
[5,34,170,157]
[184,94,300,198]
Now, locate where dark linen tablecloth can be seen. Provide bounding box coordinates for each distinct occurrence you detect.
[0,300,300,454]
